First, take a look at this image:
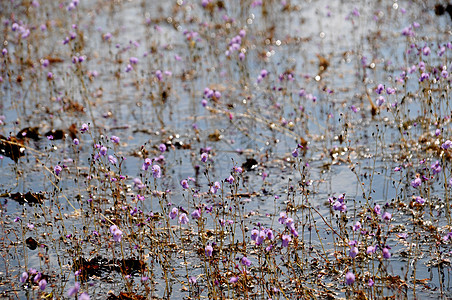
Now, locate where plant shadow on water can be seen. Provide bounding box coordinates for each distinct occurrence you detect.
[2,0,452,299]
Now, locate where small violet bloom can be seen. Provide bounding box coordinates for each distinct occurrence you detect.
[349,246,358,258]
[382,212,392,221]
[411,177,422,188]
[169,207,179,219]
[241,256,251,267]
[179,213,189,224]
[180,179,189,189]
[39,279,47,291]
[20,272,28,283]
[54,165,62,176]
[191,209,201,219]
[152,165,161,178]
[205,244,213,257]
[282,234,291,247]
[374,204,381,215]
[345,271,355,285]
[109,225,123,242]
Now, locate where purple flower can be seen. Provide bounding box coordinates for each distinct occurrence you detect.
[201,153,208,162]
[402,25,414,37]
[349,247,358,258]
[291,149,298,158]
[411,177,422,188]
[20,272,28,283]
[189,276,197,284]
[374,204,381,215]
[109,225,123,242]
[73,138,80,145]
[352,221,361,231]
[54,165,62,176]
[350,105,359,113]
[110,136,120,144]
[333,200,347,212]
[100,146,107,156]
[180,179,189,189]
[345,271,355,285]
[382,247,391,259]
[368,278,374,287]
[80,123,89,133]
[442,140,452,149]
[431,160,442,174]
[210,181,221,194]
[169,207,178,219]
[251,229,259,241]
[281,234,291,247]
[233,166,243,173]
[191,209,201,219]
[285,218,294,228]
[367,245,376,254]
[382,212,391,221]
[152,165,161,178]
[142,158,152,170]
[103,32,112,40]
[241,256,251,267]
[205,244,213,257]
[375,84,384,94]
[278,212,287,224]
[415,196,425,204]
[108,155,117,165]
[422,46,431,56]
[39,279,47,291]
[159,143,166,152]
[256,231,265,245]
[179,213,189,224]
[419,72,430,82]
[376,96,385,107]
[229,276,238,283]
[155,70,163,81]
[68,282,80,297]
[226,175,234,184]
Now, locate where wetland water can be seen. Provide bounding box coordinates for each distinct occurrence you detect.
[1,0,452,299]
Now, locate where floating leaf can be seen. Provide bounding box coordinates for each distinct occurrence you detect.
[17,127,40,140]
[25,237,38,250]
[0,135,25,162]
[9,192,45,205]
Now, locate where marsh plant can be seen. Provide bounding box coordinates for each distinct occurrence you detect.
[1,0,452,299]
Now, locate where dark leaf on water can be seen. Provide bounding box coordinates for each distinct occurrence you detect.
[9,192,45,205]
[242,158,258,171]
[0,135,25,162]
[106,292,146,300]
[45,129,65,140]
[17,127,40,140]
[26,237,38,250]
[435,4,445,16]
[73,256,146,281]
